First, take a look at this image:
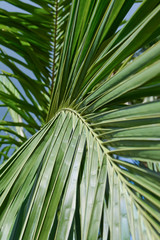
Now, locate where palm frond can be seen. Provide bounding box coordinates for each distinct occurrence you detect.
[0,0,71,160]
[0,0,160,239]
[51,0,72,94]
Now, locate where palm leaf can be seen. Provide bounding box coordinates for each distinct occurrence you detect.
[0,0,71,159]
[0,0,160,239]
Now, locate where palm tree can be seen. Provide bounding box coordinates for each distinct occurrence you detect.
[0,0,160,239]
